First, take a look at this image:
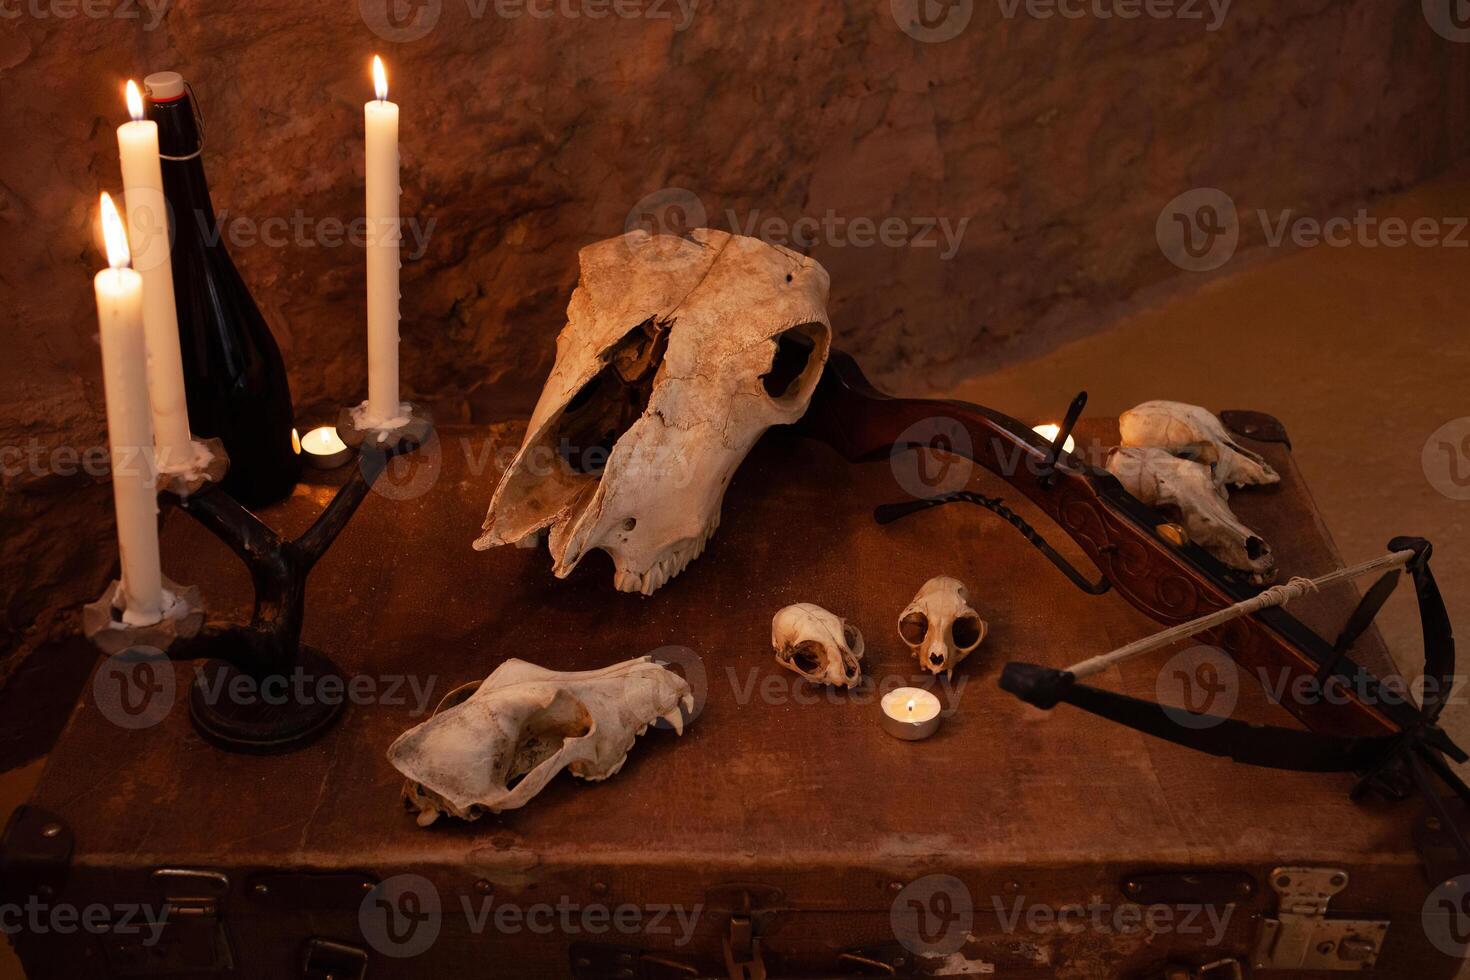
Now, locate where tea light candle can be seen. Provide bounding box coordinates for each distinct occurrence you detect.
[1033,423,1076,454]
[881,687,942,741]
[295,425,352,469]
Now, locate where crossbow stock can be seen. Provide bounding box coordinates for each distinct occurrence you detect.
[795,350,1468,864]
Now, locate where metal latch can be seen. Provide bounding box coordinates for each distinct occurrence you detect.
[706,884,779,980]
[1252,867,1387,971]
[723,892,768,980]
[302,938,368,979]
[103,868,234,975]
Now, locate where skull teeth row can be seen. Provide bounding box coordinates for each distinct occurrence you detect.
[612,515,720,596]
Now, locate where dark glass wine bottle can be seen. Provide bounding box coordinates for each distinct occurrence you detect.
[144,71,300,507]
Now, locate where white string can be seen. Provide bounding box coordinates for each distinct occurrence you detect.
[1068,549,1415,681]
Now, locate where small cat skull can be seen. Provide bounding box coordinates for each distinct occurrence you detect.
[388,657,693,825]
[1107,446,1276,584]
[771,603,864,688]
[1119,401,1280,488]
[898,576,987,677]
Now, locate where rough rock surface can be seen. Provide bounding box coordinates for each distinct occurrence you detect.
[0,0,1466,679]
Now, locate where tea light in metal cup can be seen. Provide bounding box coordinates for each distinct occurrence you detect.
[295,426,352,469]
[881,687,942,741]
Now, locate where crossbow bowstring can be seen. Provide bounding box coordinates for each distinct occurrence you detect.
[999,537,1470,869]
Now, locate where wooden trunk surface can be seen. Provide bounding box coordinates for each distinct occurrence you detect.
[13,419,1452,978]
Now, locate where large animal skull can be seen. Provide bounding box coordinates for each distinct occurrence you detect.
[771,603,865,688]
[475,229,832,595]
[1120,401,1280,488]
[388,657,694,825]
[898,576,987,677]
[1107,446,1276,584]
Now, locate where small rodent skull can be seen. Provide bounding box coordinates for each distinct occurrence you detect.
[1107,446,1276,584]
[771,603,864,688]
[898,576,987,677]
[1120,401,1280,488]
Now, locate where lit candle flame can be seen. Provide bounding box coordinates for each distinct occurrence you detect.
[291,428,302,455]
[372,55,389,102]
[1033,423,1076,455]
[906,698,916,715]
[125,79,144,122]
[99,192,131,270]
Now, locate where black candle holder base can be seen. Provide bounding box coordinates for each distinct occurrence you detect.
[189,641,345,755]
[85,407,430,756]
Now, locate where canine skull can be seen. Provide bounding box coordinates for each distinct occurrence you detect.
[771,603,864,688]
[388,657,694,825]
[1120,401,1280,488]
[1107,446,1276,584]
[475,229,832,595]
[898,576,987,677]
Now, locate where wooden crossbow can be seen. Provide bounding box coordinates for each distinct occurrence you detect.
[795,350,1468,864]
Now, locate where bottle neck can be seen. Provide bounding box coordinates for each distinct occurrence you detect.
[146,91,220,243]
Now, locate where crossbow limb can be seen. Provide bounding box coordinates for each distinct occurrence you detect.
[794,350,1463,787]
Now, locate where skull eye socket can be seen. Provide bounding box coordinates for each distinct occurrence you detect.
[556,318,669,475]
[951,614,983,650]
[789,642,825,676]
[760,323,825,402]
[841,623,862,651]
[899,612,928,645]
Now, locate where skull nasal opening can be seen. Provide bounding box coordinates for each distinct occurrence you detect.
[556,318,670,475]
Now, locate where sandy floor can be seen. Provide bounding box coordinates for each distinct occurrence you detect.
[2,170,1467,978]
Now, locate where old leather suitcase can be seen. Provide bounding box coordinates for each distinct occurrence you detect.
[3,416,1462,979]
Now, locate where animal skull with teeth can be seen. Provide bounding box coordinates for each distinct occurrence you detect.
[1107,446,1276,584]
[1120,401,1280,488]
[388,657,694,825]
[474,229,832,595]
[771,603,865,688]
[898,576,987,677]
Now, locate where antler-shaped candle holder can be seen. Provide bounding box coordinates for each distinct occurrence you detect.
[84,405,432,754]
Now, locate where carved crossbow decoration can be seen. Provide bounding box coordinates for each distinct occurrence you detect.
[795,351,1468,866]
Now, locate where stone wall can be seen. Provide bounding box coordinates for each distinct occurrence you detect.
[0,0,1466,676]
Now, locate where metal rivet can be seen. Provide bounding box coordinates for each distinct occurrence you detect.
[1004,880,1021,895]
[475,879,493,895]
[40,824,62,839]
[889,881,903,892]
[592,881,609,896]
[252,884,269,897]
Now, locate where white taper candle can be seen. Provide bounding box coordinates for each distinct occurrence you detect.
[117,79,193,471]
[95,192,165,626]
[364,54,401,424]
